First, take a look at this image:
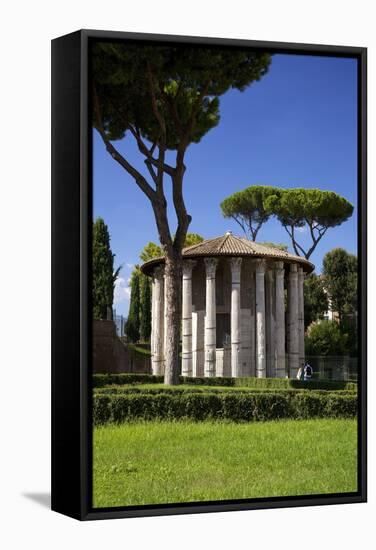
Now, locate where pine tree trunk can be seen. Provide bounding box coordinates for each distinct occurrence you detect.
[163,253,182,385]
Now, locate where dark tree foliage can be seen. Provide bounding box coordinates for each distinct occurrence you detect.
[92,42,271,385]
[304,273,329,329]
[265,188,354,260]
[305,320,348,356]
[220,186,281,241]
[322,248,358,322]
[92,217,121,319]
[93,44,271,149]
[140,273,152,342]
[140,233,204,263]
[125,269,141,343]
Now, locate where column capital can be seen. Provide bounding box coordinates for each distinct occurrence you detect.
[204,257,218,278]
[254,258,266,274]
[230,257,242,277]
[274,261,285,273]
[289,263,298,274]
[153,265,165,280]
[182,259,196,278]
[298,267,305,279]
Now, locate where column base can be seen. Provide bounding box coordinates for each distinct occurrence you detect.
[151,357,165,376]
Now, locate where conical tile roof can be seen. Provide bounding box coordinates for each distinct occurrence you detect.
[141,232,314,275]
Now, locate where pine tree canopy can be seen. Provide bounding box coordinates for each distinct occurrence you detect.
[93,43,271,150]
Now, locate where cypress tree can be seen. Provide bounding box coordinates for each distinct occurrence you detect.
[92,217,120,319]
[125,269,141,342]
[140,274,152,342]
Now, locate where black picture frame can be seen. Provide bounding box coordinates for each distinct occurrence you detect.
[51,29,367,521]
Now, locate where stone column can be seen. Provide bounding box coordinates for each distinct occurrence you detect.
[151,266,165,375]
[298,267,305,370]
[265,268,275,377]
[255,259,266,378]
[192,310,205,377]
[204,258,218,377]
[163,268,168,370]
[288,263,299,378]
[150,277,155,361]
[249,276,256,376]
[230,257,242,377]
[274,261,286,378]
[181,260,196,377]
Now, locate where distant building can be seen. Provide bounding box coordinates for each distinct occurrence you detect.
[321,281,357,325]
[323,295,339,322]
[113,309,126,337]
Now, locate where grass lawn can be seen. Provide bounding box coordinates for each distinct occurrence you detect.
[93,418,357,508]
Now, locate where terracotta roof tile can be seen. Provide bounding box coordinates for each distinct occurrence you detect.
[141,232,314,275]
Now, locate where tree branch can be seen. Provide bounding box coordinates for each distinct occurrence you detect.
[305,224,328,260]
[93,85,156,202]
[127,124,175,177]
[172,145,191,252]
[144,159,158,185]
[249,219,263,242]
[283,224,307,257]
[231,215,247,237]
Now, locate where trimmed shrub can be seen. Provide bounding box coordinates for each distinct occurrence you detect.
[292,393,325,419]
[93,373,164,388]
[95,386,355,395]
[323,394,358,418]
[93,395,112,424]
[92,391,358,425]
[93,373,357,392]
[232,377,357,392]
[179,376,235,387]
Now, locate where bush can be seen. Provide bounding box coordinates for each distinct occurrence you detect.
[305,320,348,356]
[93,373,357,392]
[94,386,355,397]
[232,377,356,391]
[93,394,112,423]
[93,391,357,425]
[179,376,235,387]
[93,373,164,388]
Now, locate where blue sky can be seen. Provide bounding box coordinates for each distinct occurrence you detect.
[93,53,358,317]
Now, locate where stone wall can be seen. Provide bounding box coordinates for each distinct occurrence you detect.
[92,320,151,374]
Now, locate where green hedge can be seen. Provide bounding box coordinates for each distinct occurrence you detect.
[187,376,357,391]
[94,386,355,397]
[93,373,357,392]
[93,391,357,425]
[93,374,164,388]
